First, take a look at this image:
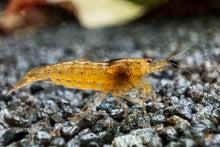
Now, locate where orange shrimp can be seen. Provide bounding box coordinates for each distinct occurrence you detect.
[8,54,174,121]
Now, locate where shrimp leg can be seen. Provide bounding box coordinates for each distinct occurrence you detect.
[111,93,129,123]
[117,93,147,116]
[140,81,156,104]
[84,91,107,114]
[70,92,107,123]
[116,93,151,127]
[81,92,102,112]
[118,81,156,116]
[117,93,141,104]
[138,81,156,115]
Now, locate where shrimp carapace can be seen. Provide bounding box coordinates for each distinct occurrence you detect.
[8,55,174,122]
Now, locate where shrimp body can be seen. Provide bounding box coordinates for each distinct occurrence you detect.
[8,58,156,94]
[8,55,174,122]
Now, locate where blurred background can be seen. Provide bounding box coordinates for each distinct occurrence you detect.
[0,0,220,146]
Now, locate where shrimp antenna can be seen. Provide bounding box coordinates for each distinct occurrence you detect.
[162,58,192,74]
[162,66,192,74]
[163,48,193,74]
[166,53,175,61]
[167,61,179,68]
[172,48,192,59]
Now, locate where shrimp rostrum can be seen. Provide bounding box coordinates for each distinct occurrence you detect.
[8,54,174,120]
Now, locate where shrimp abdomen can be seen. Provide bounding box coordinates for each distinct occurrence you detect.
[48,60,108,91]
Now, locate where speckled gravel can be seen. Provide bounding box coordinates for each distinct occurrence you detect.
[0,13,220,147]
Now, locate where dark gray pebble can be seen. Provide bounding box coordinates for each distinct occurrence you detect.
[30,83,44,94]
[87,141,100,147]
[112,134,143,147]
[150,102,165,113]
[0,101,7,109]
[42,100,60,114]
[66,138,80,147]
[165,141,180,147]
[29,117,51,133]
[61,125,80,139]
[187,84,204,102]
[163,106,178,117]
[176,105,192,120]
[98,131,114,144]
[18,136,37,147]
[92,117,117,134]
[131,128,162,146]
[160,126,178,141]
[35,131,51,144]
[169,96,179,104]
[25,108,38,123]
[51,114,65,123]
[0,128,28,146]
[60,105,75,115]
[202,84,220,108]
[167,115,191,133]
[212,108,220,121]
[178,98,195,107]
[37,110,49,119]
[50,137,66,146]
[198,119,215,129]
[79,133,103,147]
[126,109,143,128]
[174,120,191,133]
[151,114,166,125]
[137,116,151,128]
[4,114,29,127]
[203,104,214,116]
[109,108,124,121]
[191,123,207,133]
[54,121,70,130]
[180,138,197,147]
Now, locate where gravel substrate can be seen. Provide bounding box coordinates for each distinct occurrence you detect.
[0,14,220,146]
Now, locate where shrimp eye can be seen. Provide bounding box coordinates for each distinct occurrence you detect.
[146,58,152,64]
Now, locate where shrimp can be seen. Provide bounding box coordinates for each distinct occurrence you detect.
[8,54,174,121]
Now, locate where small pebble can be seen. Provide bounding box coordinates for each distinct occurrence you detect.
[98,131,114,144]
[25,108,38,123]
[176,105,192,120]
[131,128,162,146]
[30,83,44,94]
[112,134,144,147]
[167,115,191,132]
[180,138,197,147]
[42,100,60,114]
[151,114,166,125]
[4,114,29,127]
[187,84,204,102]
[51,114,65,123]
[212,108,220,121]
[29,117,51,133]
[35,131,51,144]
[50,137,66,146]
[191,123,207,133]
[160,126,178,141]
[66,138,80,147]
[109,108,124,121]
[1,128,28,146]
[79,133,103,147]
[165,141,180,147]
[61,125,80,139]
